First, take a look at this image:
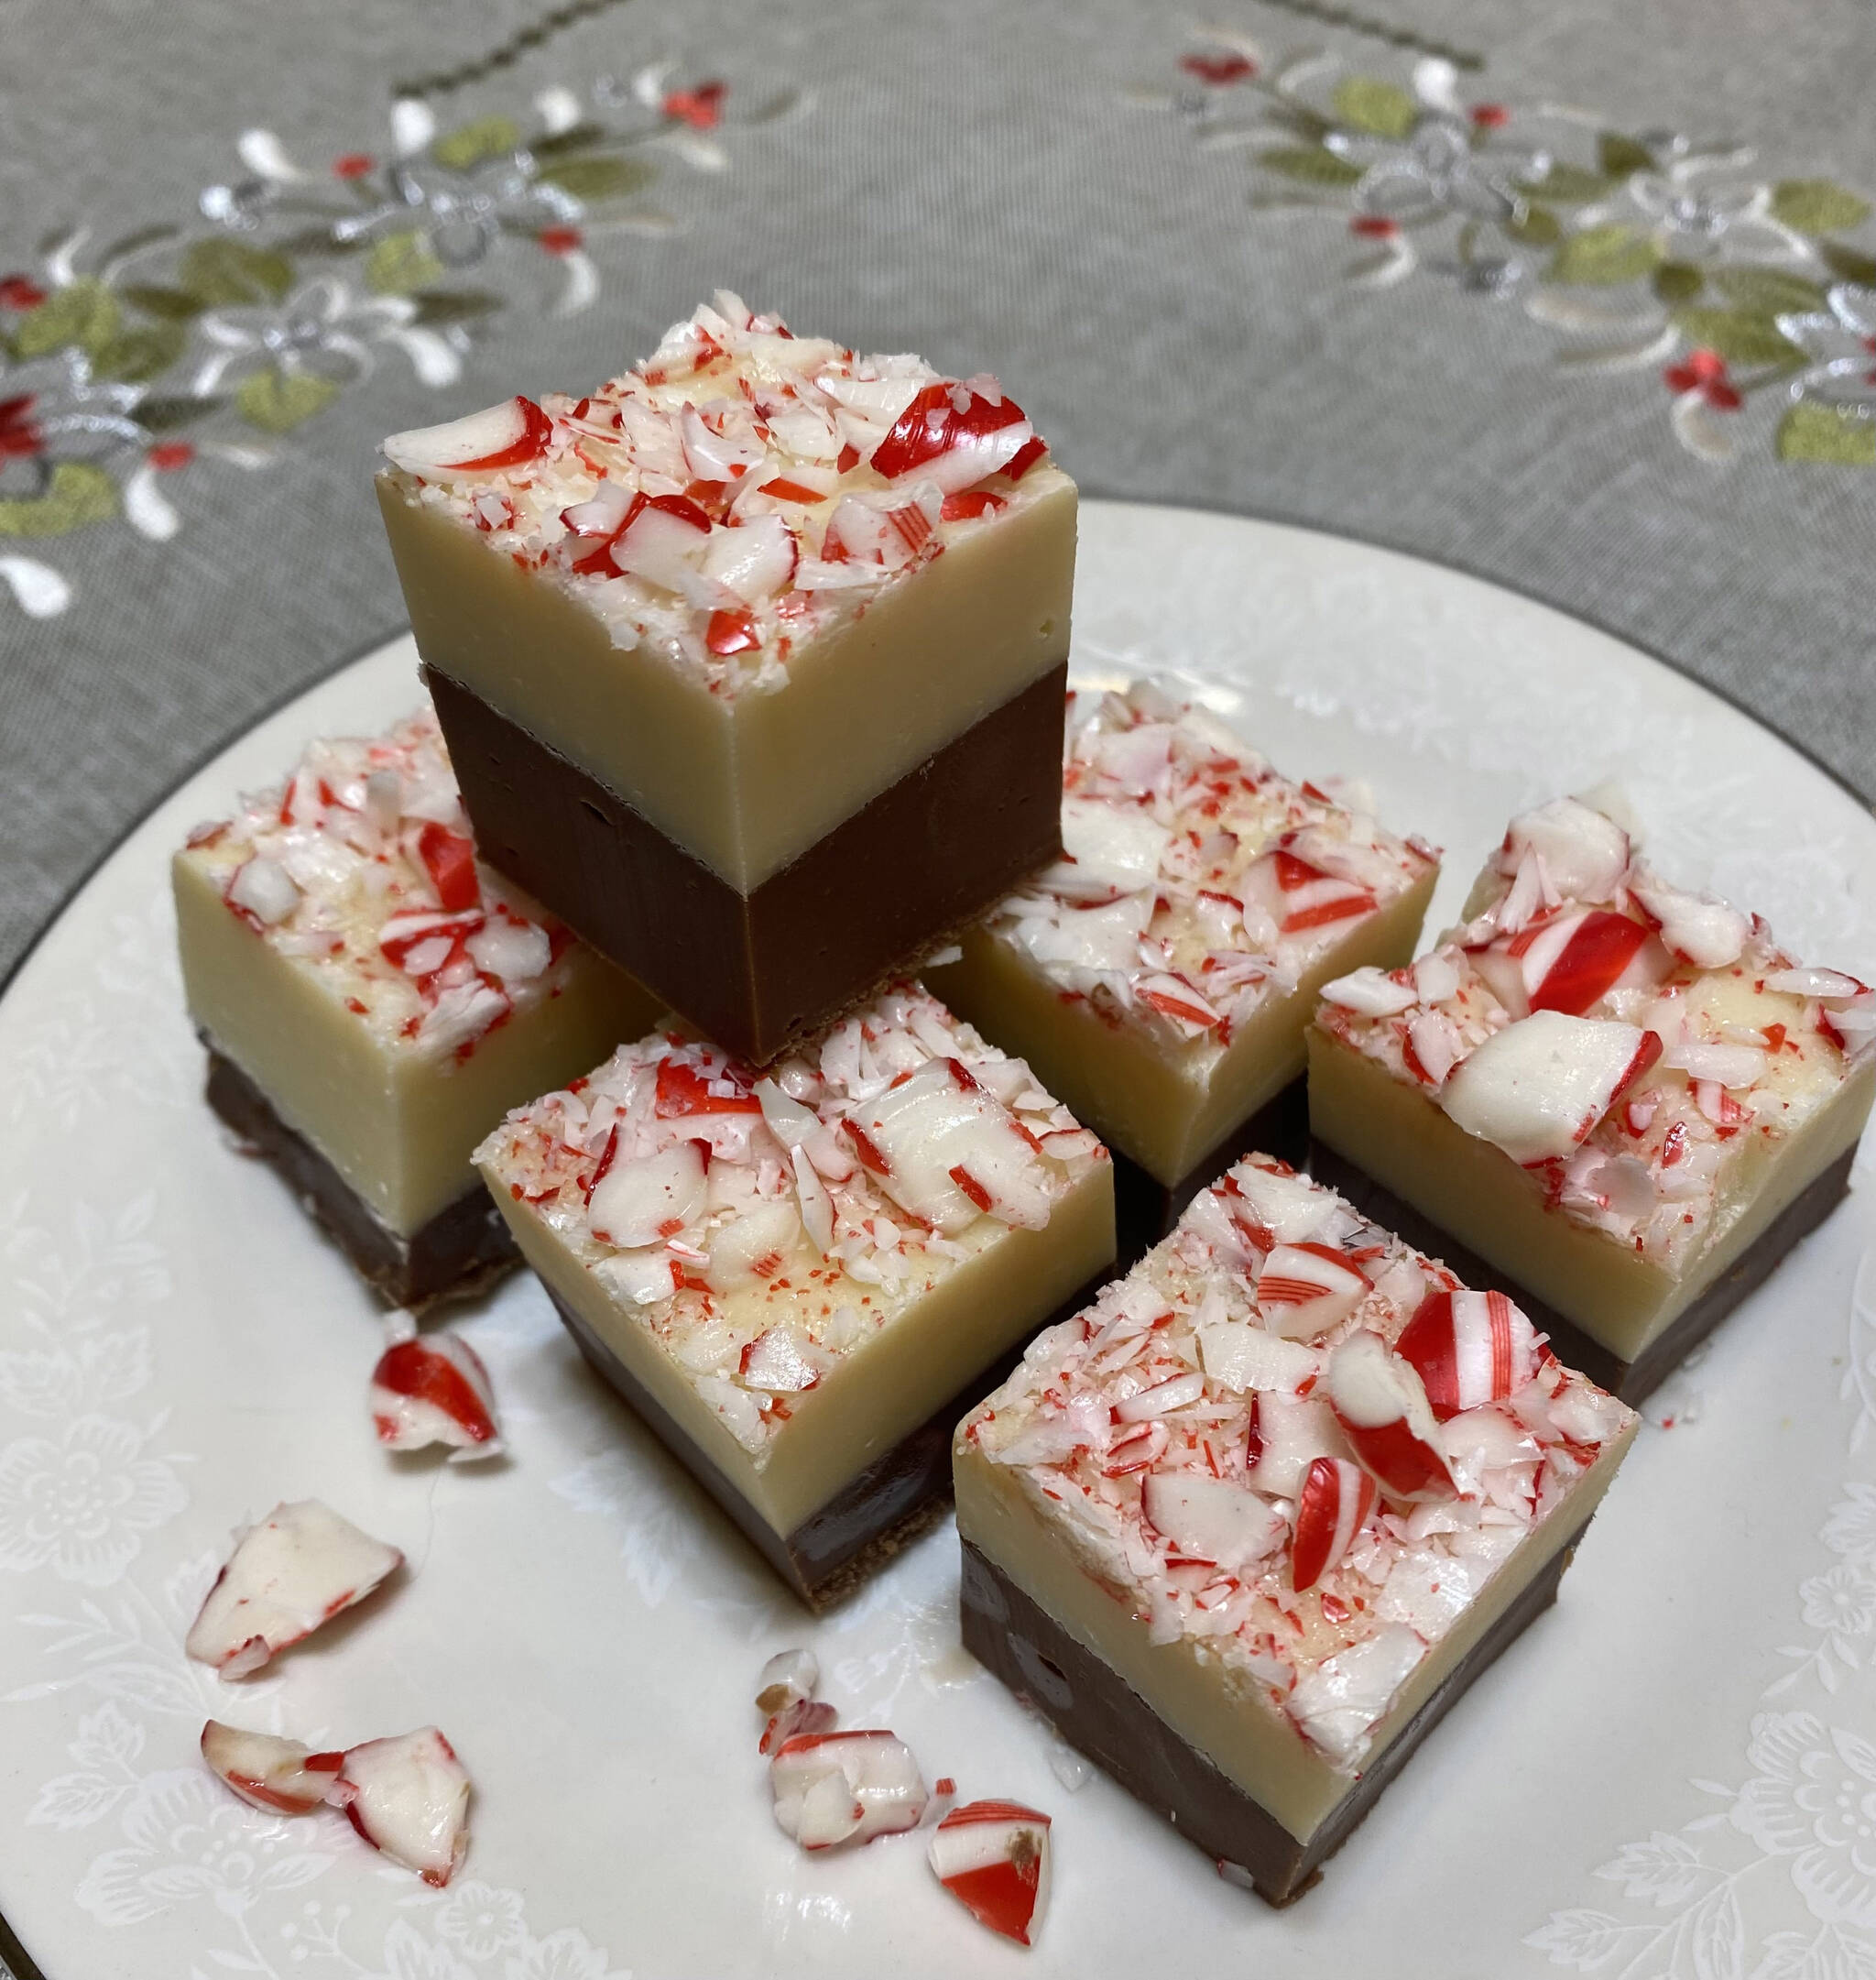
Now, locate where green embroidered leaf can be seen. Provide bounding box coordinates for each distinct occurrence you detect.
[1547,224,1661,286]
[235,367,340,433]
[432,115,520,171]
[120,283,203,322]
[1821,242,1876,286]
[13,279,122,360]
[1777,400,1876,465]
[1652,262,1704,303]
[529,122,607,159]
[136,394,222,432]
[1671,307,1803,365]
[1710,266,1827,314]
[0,462,119,539]
[179,239,294,307]
[1331,77,1418,140]
[1504,204,1562,246]
[365,230,445,296]
[411,289,502,325]
[270,225,363,257]
[1258,146,1364,187]
[1769,179,1872,235]
[535,155,656,202]
[1518,164,1611,204]
[91,323,187,383]
[1596,132,1653,178]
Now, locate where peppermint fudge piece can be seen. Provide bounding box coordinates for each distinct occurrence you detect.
[955,1154,1636,1904]
[173,705,657,1305]
[1309,795,1876,1401]
[475,983,1114,1604]
[926,682,1436,1252]
[378,292,1075,1063]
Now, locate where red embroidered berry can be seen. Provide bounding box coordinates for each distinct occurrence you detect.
[1663,347,1742,410]
[0,275,48,312]
[147,441,195,472]
[332,152,376,180]
[0,394,43,459]
[538,225,584,256]
[663,81,726,128]
[1350,214,1401,240]
[1181,52,1256,85]
[1469,103,1511,129]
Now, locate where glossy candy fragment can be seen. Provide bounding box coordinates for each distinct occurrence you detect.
[769,1730,928,1850]
[869,381,1034,493]
[1326,1330,1450,1499]
[1291,1457,1378,1592]
[1140,1471,1285,1570]
[1440,1012,1657,1165]
[928,1800,1053,1946]
[202,1721,344,1814]
[329,1727,472,1887]
[1395,1288,1539,1421]
[755,1646,820,1716]
[186,1500,403,1678]
[370,1329,503,1457]
[384,396,551,477]
[1255,1242,1373,1340]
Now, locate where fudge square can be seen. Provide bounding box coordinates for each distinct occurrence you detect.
[475,983,1115,1606]
[377,291,1076,1064]
[1309,794,1876,1403]
[173,704,658,1307]
[954,1154,1636,1905]
[927,681,1436,1253]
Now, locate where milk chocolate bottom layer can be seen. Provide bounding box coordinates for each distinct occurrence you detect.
[203,1045,515,1308]
[1111,1078,1310,1263]
[1307,1139,1857,1406]
[960,1526,1586,1906]
[427,663,1068,1067]
[546,1273,1107,1612]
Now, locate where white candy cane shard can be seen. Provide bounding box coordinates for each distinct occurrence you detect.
[1326,1330,1451,1500]
[1439,1011,1653,1165]
[1140,1471,1286,1570]
[1396,1288,1538,1421]
[1254,1242,1373,1340]
[382,396,549,478]
[1628,869,1749,969]
[760,1697,838,1756]
[369,1332,503,1456]
[201,1720,344,1814]
[1499,796,1631,901]
[1319,967,1417,1018]
[186,1501,404,1677]
[756,1647,820,1716]
[329,1727,472,1887]
[928,1800,1053,1946]
[769,1731,928,1850]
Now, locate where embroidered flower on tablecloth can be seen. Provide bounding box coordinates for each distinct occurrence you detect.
[0,66,807,621]
[0,1417,189,1586]
[1800,1565,1876,1640]
[1733,1714,1876,1927]
[1146,32,1876,468]
[434,1880,529,1959]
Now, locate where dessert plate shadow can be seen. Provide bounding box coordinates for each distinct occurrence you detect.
[2,502,1872,1980]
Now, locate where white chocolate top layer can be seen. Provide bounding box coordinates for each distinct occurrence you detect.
[179,705,574,1067]
[960,1155,1632,1774]
[1317,795,1876,1270]
[474,984,1107,1464]
[980,683,1435,1068]
[379,290,1061,700]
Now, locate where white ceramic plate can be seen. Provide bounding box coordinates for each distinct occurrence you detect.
[4,503,1873,1980]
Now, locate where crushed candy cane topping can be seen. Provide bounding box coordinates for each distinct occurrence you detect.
[381,290,1063,696]
[1317,794,1876,1269]
[977,682,1434,1057]
[963,1154,1633,1773]
[474,983,1107,1460]
[180,703,576,1066]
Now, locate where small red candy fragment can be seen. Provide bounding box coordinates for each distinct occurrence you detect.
[1292,1457,1377,1592]
[417,822,479,912]
[370,1332,502,1456]
[705,606,761,657]
[929,1800,1053,1946]
[1523,909,1650,1016]
[1326,1331,1450,1499]
[202,1720,344,1815]
[654,1056,762,1117]
[869,381,1029,486]
[1395,1288,1538,1421]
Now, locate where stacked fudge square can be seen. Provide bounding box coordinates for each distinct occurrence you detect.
[372,293,1118,1604]
[171,291,1876,1914]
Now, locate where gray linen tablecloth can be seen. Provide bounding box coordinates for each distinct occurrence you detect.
[0,1,1873,1966]
[3,0,1873,989]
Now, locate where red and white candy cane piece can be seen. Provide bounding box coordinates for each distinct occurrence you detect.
[383,396,551,477]
[1394,1288,1539,1421]
[755,1647,820,1717]
[1514,908,1654,1017]
[201,1721,344,1815]
[760,1697,839,1756]
[769,1731,929,1851]
[1439,1012,1659,1165]
[1326,1331,1450,1499]
[928,1800,1053,1946]
[1257,848,1379,935]
[415,822,479,913]
[869,381,1033,493]
[1254,1242,1373,1340]
[1140,1471,1285,1571]
[1498,796,1631,901]
[370,1332,502,1457]
[328,1727,472,1887]
[185,1500,403,1678]
[1291,1457,1378,1592]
